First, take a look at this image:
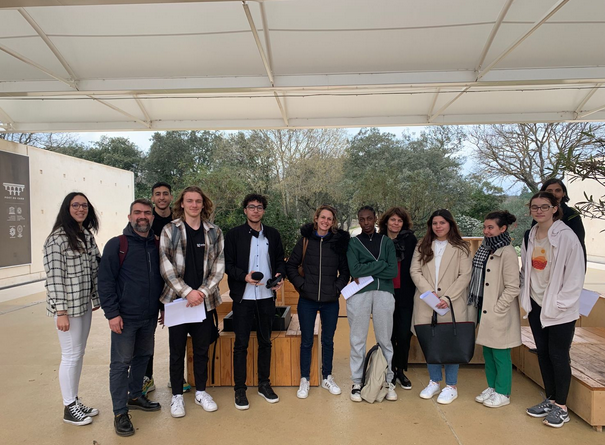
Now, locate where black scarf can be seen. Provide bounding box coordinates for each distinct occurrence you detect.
[467,232,511,307]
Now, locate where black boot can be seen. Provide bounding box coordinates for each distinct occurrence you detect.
[114,413,135,437]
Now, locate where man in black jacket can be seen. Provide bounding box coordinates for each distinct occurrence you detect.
[99,199,164,437]
[225,193,286,410]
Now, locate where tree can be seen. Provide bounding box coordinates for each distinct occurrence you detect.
[145,131,224,192]
[563,137,605,222]
[469,123,604,192]
[0,132,79,150]
[343,127,472,227]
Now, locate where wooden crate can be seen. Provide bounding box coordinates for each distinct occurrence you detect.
[512,326,605,432]
[187,314,320,387]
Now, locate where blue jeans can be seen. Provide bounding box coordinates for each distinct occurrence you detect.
[427,363,459,386]
[109,318,156,415]
[298,297,339,379]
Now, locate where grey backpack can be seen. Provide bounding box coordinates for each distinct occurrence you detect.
[360,344,389,403]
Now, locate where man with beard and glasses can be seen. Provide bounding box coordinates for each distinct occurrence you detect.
[99,199,165,437]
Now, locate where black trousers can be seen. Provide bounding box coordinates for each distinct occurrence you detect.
[528,298,576,405]
[391,287,414,372]
[168,310,216,394]
[233,298,275,391]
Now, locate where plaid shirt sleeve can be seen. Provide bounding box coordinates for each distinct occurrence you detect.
[200,224,225,311]
[44,234,68,313]
[159,222,193,303]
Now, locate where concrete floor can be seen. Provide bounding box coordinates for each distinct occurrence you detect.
[1,290,604,445]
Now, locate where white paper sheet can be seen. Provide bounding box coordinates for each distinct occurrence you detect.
[341,276,375,300]
[579,289,601,317]
[419,290,450,316]
[164,297,206,327]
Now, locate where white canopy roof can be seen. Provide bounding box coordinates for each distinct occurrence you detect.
[1,0,604,133]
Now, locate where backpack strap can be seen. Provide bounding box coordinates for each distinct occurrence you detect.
[523,229,530,250]
[118,234,128,268]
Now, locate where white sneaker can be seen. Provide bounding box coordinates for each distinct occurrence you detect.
[350,384,362,402]
[483,392,510,408]
[321,375,341,395]
[297,378,310,399]
[195,391,218,412]
[419,381,441,399]
[475,387,495,403]
[170,395,185,418]
[385,382,398,401]
[437,386,458,405]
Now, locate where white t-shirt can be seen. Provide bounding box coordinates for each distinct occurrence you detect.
[242,229,273,301]
[530,236,552,307]
[433,240,448,290]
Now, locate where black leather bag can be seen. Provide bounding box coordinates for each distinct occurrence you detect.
[414,296,476,364]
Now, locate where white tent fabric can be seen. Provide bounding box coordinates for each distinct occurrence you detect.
[1,0,604,133]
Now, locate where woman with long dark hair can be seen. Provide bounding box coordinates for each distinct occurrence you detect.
[410,209,471,405]
[377,207,417,390]
[470,210,521,408]
[44,192,101,426]
[286,205,350,399]
[522,191,584,428]
[539,178,586,263]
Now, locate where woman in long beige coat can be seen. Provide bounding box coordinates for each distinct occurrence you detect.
[410,209,471,405]
[469,211,521,409]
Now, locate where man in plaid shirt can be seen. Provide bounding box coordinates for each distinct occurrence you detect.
[159,186,224,418]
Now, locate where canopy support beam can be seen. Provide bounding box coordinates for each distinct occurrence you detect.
[475,0,514,72]
[242,1,289,127]
[477,0,570,81]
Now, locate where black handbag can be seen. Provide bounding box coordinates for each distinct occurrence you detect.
[414,296,476,364]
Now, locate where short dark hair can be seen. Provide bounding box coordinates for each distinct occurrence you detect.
[357,205,375,216]
[151,181,172,194]
[540,178,569,203]
[130,198,153,214]
[242,193,268,209]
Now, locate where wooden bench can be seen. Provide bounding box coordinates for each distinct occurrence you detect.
[512,326,605,432]
[186,314,320,387]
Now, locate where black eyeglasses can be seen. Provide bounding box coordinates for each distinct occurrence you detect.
[246,205,264,211]
[71,203,89,210]
[530,205,554,212]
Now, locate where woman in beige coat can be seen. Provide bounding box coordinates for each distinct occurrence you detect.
[411,209,471,405]
[469,210,521,409]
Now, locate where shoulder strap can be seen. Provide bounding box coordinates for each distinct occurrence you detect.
[524,229,530,250]
[172,223,181,250]
[301,238,309,264]
[118,235,128,268]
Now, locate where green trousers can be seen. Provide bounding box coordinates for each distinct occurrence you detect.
[483,346,512,396]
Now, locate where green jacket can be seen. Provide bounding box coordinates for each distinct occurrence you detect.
[346,234,398,294]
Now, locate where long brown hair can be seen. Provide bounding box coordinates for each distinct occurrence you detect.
[49,192,99,252]
[417,209,469,265]
[377,206,413,234]
[172,186,214,221]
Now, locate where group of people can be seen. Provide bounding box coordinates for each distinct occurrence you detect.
[43,178,586,436]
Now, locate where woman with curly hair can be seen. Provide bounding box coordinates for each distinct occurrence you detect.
[377,207,417,390]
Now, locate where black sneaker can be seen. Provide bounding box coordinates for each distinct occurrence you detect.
[127,394,161,412]
[63,401,92,426]
[76,397,99,417]
[543,405,570,428]
[235,389,250,410]
[114,413,135,437]
[526,398,554,418]
[394,371,412,390]
[258,384,279,404]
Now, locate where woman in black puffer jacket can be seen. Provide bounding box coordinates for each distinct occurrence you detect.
[286,205,350,399]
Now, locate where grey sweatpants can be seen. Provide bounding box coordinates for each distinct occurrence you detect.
[347,290,395,384]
